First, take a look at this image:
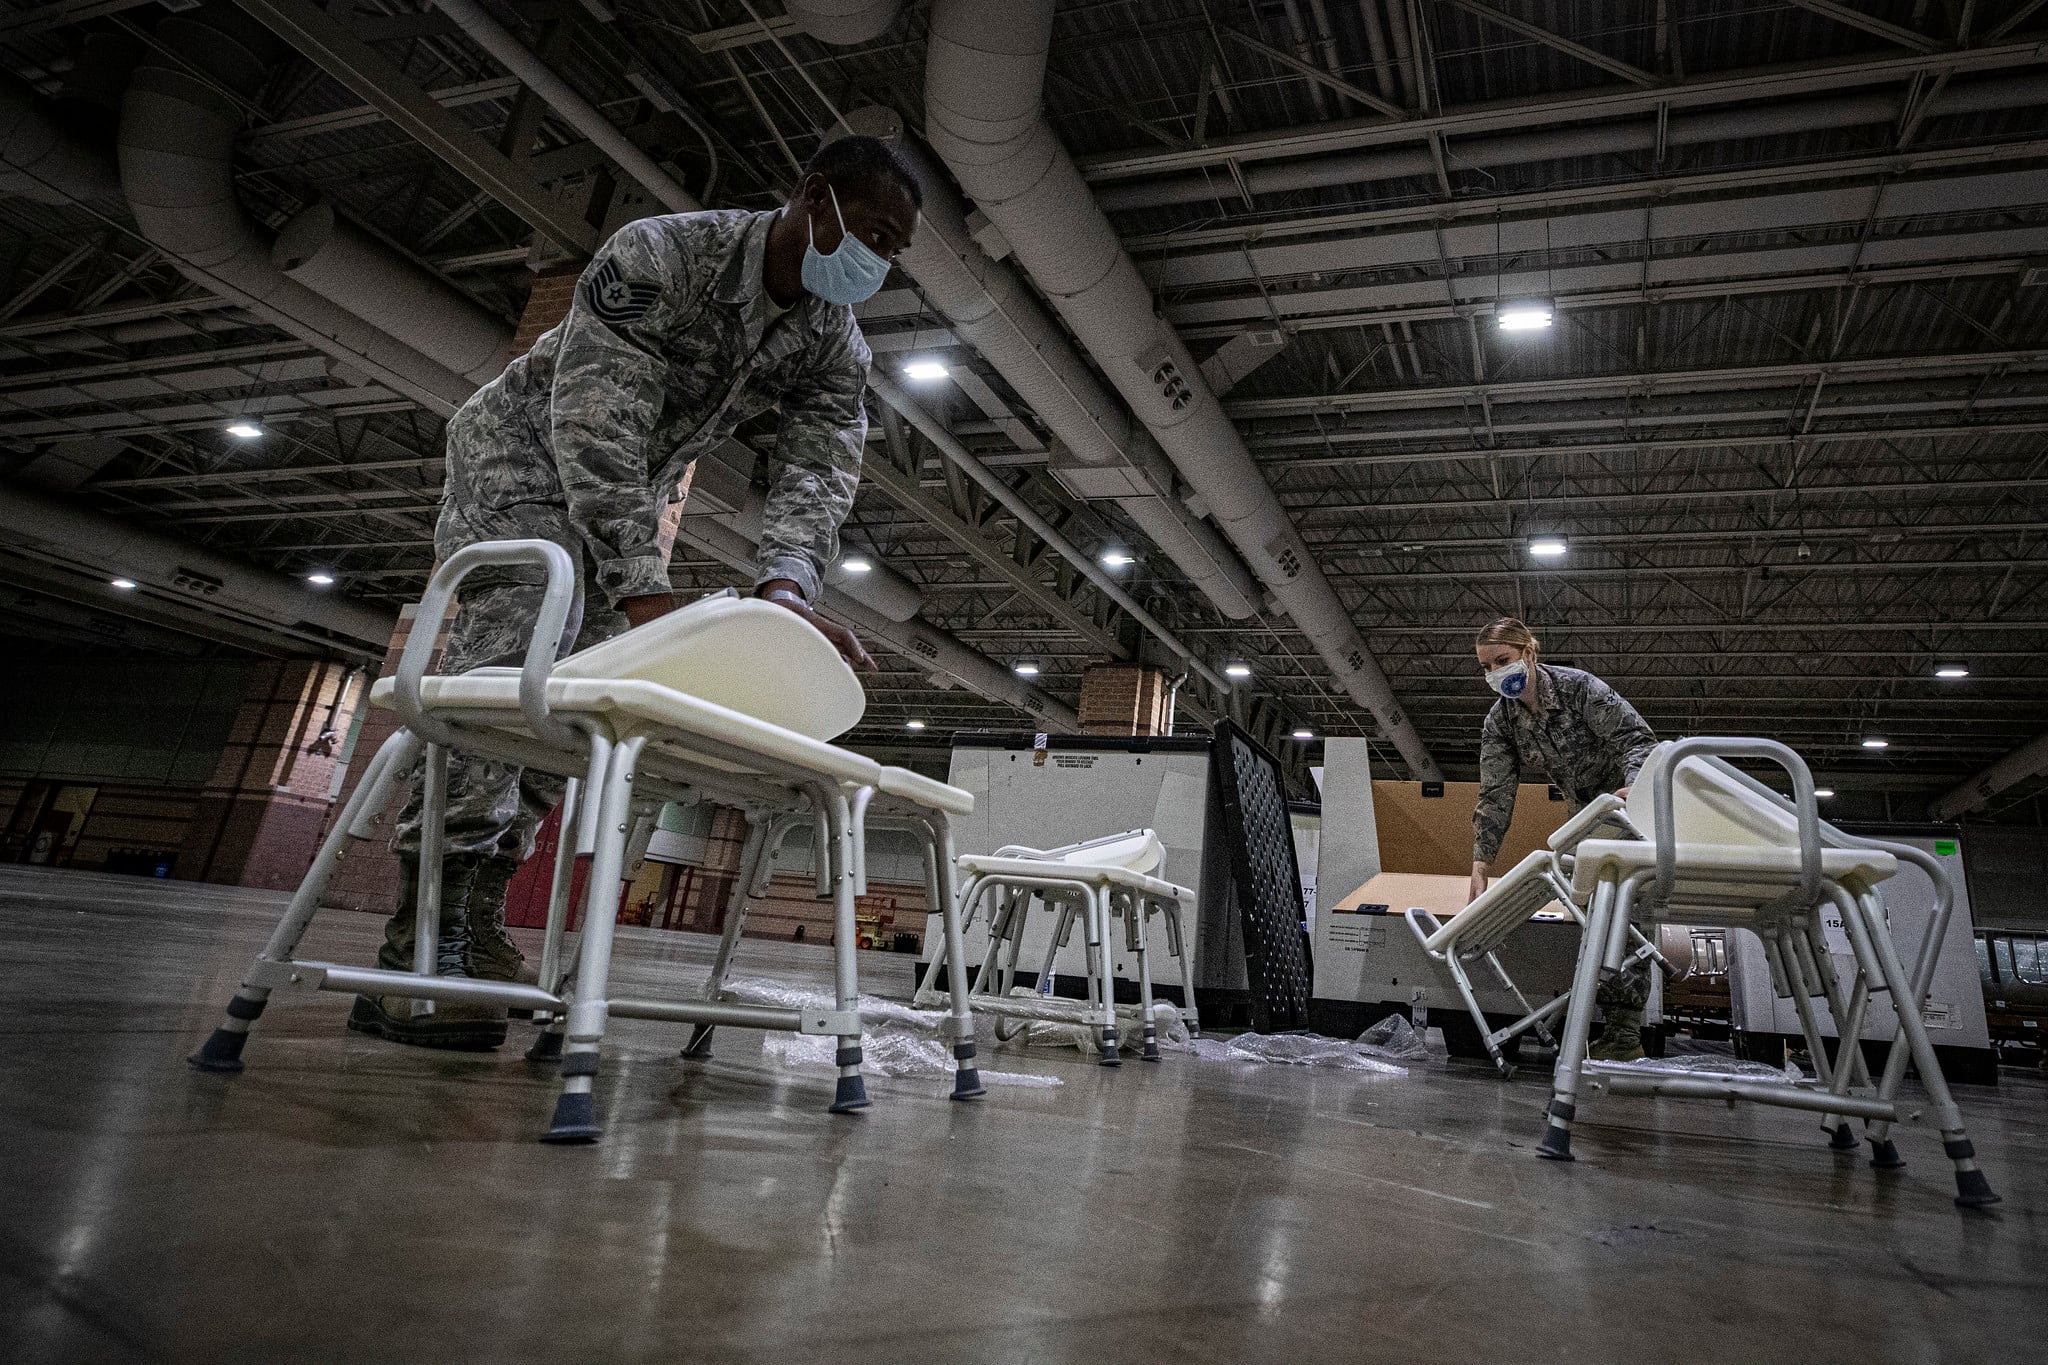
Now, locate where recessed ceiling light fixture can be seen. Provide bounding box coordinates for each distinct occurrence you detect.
[1224,663,1252,679]
[904,719,926,730]
[1862,738,1889,749]
[1528,537,1568,559]
[1100,550,1135,568]
[902,359,949,382]
[1934,665,1969,679]
[1012,662,1040,676]
[1814,788,1836,798]
[1292,728,1314,740]
[225,421,263,439]
[306,573,335,586]
[839,556,873,574]
[1497,301,1554,332]
[110,577,137,590]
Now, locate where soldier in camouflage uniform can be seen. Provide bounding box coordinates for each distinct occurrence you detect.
[1468,617,1660,1061]
[350,136,920,1049]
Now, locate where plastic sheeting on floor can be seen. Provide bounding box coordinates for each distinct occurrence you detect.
[762,1030,1062,1087]
[1187,1032,1409,1075]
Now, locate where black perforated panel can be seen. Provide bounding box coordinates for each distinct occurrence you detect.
[1212,722,1314,1032]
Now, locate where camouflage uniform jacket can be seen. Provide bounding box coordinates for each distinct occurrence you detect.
[1472,665,1657,864]
[436,209,870,606]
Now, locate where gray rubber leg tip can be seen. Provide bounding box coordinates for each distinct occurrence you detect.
[1828,1122,1858,1151]
[188,1029,248,1074]
[539,1091,600,1144]
[680,1024,715,1059]
[950,1069,987,1101]
[524,1030,564,1064]
[1098,1030,1122,1067]
[1954,1169,2001,1208]
[830,1073,871,1113]
[1536,1125,1575,1162]
[1868,1138,1906,1171]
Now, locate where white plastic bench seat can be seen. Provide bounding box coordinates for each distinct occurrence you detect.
[1422,849,1568,956]
[1569,836,1896,903]
[370,673,882,788]
[1528,738,1999,1209]
[956,853,1190,903]
[193,544,992,1144]
[878,765,973,816]
[549,592,864,740]
[994,828,1163,873]
[1546,792,1638,851]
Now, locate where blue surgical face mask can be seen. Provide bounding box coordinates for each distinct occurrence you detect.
[1486,658,1530,699]
[800,186,891,306]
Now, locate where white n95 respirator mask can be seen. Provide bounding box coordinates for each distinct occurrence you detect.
[1485,659,1530,699]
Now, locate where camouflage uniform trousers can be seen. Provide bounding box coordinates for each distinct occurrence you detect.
[391,580,628,863]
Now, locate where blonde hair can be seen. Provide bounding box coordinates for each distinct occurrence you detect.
[1474,617,1540,670]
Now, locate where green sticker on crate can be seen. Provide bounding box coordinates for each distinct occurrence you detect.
[1934,839,1957,856]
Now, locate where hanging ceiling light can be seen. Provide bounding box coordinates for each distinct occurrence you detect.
[1497,301,1555,332]
[306,573,335,586]
[1224,663,1252,679]
[902,359,949,382]
[1012,662,1040,676]
[1528,537,1568,559]
[839,556,873,574]
[225,421,264,439]
[1934,665,1969,679]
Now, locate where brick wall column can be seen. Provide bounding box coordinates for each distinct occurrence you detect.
[1078,663,1171,737]
[177,658,367,890]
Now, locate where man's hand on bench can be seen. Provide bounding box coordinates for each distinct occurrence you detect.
[757,579,878,674]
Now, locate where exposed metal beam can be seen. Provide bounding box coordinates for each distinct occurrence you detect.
[1124,137,2048,254]
[1436,0,1658,87]
[229,0,600,255]
[1225,348,2048,418]
[1214,22,1407,118]
[854,454,1135,662]
[1785,0,1943,55]
[1078,41,2048,180]
[242,78,522,147]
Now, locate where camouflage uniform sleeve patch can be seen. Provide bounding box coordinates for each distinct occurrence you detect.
[582,257,661,325]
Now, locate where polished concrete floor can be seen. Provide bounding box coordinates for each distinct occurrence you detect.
[2,865,2042,1364]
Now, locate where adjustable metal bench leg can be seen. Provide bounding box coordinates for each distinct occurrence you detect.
[1541,876,1622,1161]
[1485,949,1554,1050]
[542,734,644,1144]
[1131,895,1161,1061]
[1088,889,1120,1065]
[928,813,984,1101]
[190,729,423,1074]
[1165,901,1200,1037]
[817,784,868,1114]
[1450,951,1515,1079]
[1846,889,1998,1208]
[681,813,770,1060]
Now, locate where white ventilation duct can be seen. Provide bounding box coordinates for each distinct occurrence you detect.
[0,78,124,209]
[783,0,902,45]
[841,108,1262,622]
[1929,731,2048,822]
[924,0,1440,779]
[114,62,475,416]
[274,201,511,386]
[1098,73,2048,212]
[0,480,396,652]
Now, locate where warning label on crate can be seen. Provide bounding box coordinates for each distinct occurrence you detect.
[1324,918,1389,954]
[1921,999,1958,1029]
[1052,754,1097,770]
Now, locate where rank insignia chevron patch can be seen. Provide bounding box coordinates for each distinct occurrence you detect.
[582,257,661,325]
